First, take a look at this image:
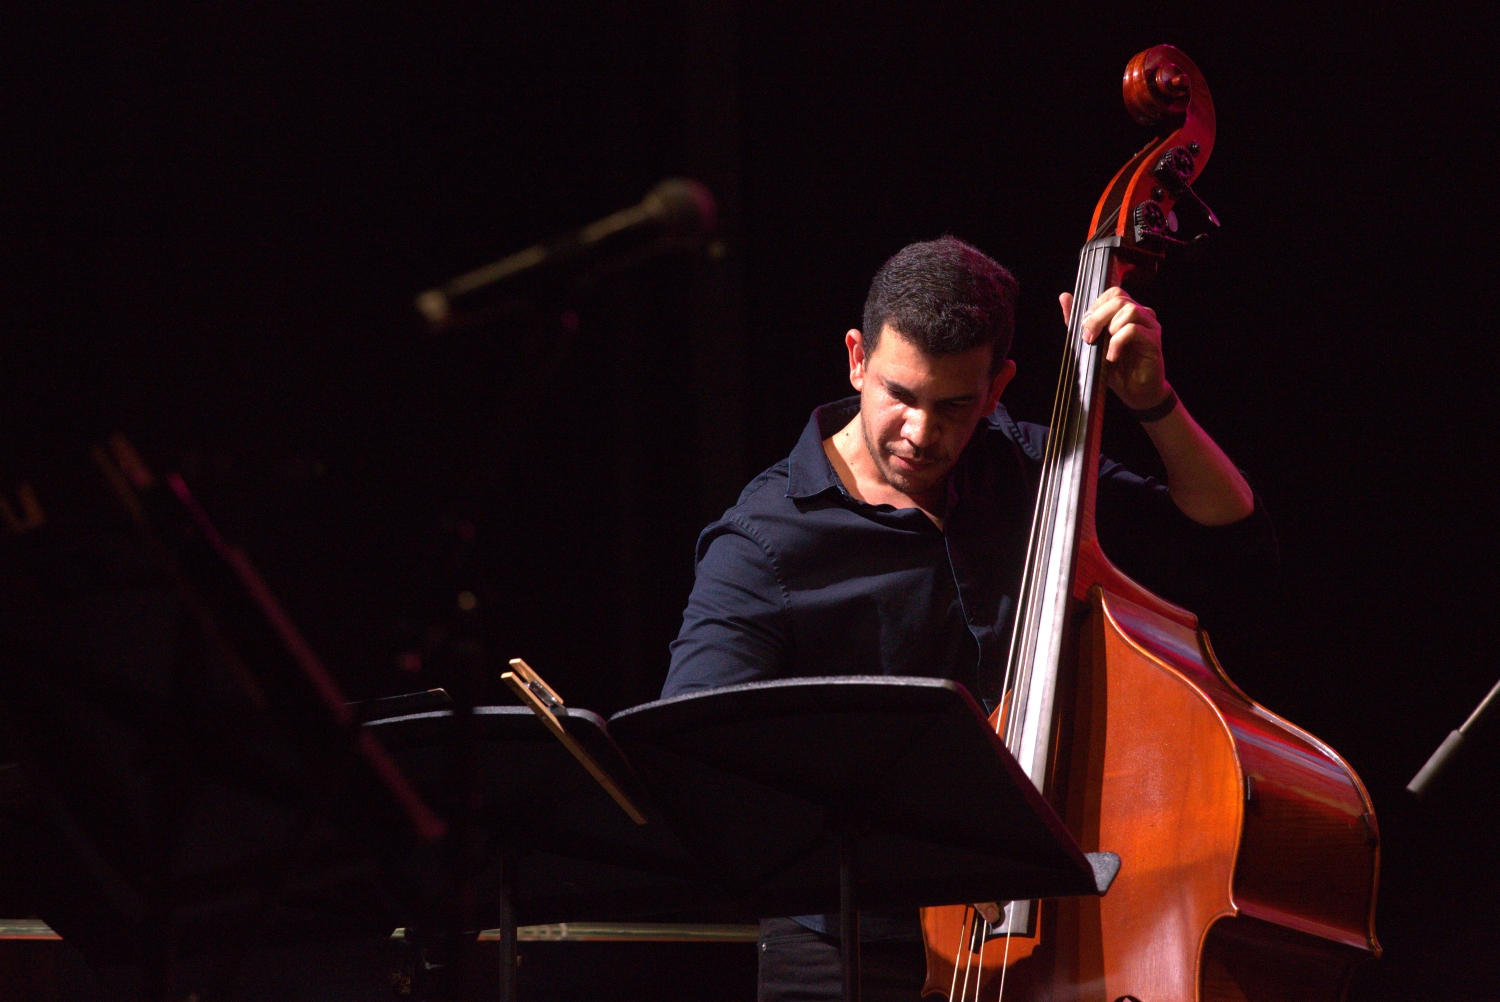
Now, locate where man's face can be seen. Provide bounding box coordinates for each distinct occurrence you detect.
[847,325,1015,500]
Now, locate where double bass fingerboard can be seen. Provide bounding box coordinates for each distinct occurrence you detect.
[1002,235,1121,787]
[984,234,1119,940]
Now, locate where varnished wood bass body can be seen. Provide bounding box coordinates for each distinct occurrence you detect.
[921,45,1379,1002]
[922,554,1379,1001]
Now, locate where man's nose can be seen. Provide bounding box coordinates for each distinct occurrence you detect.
[902,408,940,448]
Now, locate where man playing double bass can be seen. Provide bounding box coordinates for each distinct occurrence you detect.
[661,236,1276,1001]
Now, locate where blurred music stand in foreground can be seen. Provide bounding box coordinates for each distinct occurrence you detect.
[0,439,444,1000]
[609,676,1121,1002]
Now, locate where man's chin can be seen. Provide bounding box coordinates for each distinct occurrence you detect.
[880,460,947,498]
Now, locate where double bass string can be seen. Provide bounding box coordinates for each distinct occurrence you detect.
[1002,245,1112,998]
[950,245,1103,1000]
[972,912,991,1001]
[957,245,1109,1001]
[1017,241,1109,748]
[969,250,1090,981]
[1004,245,1110,1002]
[1002,242,1105,755]
[948,906,967,999]
[1013,246,1085,736]
[1024,240,1109,755]
[1000,254,1076,715]
[998,244,1083,742]
[958,907,978,1000]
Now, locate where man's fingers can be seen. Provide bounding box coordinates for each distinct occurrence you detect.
[1082,288,1169,408]
[1087,304,1160,351]
[975,902,1002,924]
[1059,292,1073,325]
[1080,290,1126,342]
[1105,323,1146,363]
[1082,288,1157,345]
[1084,305,1125,343]
[1108,302,1156,334]
[1086,287,1127,315]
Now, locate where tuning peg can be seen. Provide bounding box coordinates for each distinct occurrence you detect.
[1131,201,1215,262]
[1152,145,1220,230]
[1173,183,1220,230]
[1170,231,1214,264]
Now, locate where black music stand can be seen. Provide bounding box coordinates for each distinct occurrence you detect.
[365,704,719,1001]
[0,442,442,999]
[609,676,1120,1002]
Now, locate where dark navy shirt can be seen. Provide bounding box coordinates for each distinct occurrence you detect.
[661,396,1276,941]
[664,396,1277,704]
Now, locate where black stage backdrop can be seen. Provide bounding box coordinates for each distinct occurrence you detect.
[5,3,1498,997]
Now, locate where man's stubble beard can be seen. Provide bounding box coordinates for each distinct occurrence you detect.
[858,413,950,499]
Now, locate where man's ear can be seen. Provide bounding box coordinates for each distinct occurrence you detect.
[846,329,867,391]
[986,359,1017,411]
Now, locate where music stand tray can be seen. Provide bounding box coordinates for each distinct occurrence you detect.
[365,705,716,926]
[609,676,1118,1002]
[366,704,737,999]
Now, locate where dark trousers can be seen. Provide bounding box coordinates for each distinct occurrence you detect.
[757,918,928,1002]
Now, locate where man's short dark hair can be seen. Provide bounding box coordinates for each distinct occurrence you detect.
[861,236,1018,375]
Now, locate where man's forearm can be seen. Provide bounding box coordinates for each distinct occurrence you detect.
[1141,400,1255,526]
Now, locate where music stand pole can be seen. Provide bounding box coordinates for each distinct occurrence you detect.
[839,833,860,1002]
[498,852,517,1002]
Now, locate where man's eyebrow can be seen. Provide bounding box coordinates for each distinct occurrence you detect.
[880,378,977,405]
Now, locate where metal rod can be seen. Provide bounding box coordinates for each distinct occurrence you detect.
[1408,673,1500,799]
[840,835,860,1002]
[499,855,517,1002]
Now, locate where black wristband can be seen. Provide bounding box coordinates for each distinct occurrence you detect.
[1128,386,1178,423]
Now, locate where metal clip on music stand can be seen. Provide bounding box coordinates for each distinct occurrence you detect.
[609,676,1121,1002]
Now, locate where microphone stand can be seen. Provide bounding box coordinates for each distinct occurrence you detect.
[1408,674,1500,799]
[398,186,718,994]
[414,178,715,332]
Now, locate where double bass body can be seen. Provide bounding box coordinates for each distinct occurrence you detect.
[924,552,1381,1000]
[919,45,1379,1002]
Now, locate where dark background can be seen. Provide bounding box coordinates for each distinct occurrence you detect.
[5,2,1499,998]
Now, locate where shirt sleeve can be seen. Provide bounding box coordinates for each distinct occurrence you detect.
[1094,459,1281,619]
[662,521,790,698]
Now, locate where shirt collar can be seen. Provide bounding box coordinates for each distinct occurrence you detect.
[786,396,1015,503]
[786,396,861,499]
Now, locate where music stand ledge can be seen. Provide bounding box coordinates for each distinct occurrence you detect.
[364,702,717,1001]
[609,676,1120,1002]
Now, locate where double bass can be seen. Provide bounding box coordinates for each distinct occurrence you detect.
[920,46,1380,1001]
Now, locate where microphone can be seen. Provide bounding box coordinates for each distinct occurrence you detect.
[415,178,717,330]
